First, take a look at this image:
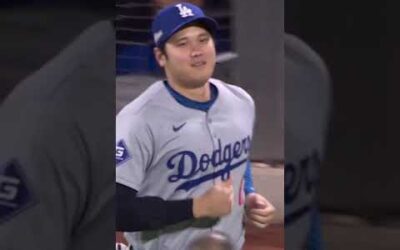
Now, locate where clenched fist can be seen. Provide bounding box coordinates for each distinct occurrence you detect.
[193,178,234,218]
[244,193,276,228]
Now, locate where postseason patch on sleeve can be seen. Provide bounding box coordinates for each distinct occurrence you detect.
[116,140,131,166]
[0,159,36,224]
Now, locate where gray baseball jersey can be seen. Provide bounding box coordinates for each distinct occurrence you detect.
[0,20,115,250]
[284,33,331,249]
[116,78,255,250]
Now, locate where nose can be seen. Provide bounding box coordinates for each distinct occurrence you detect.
[191,49,203,58]
[190,43,203,58]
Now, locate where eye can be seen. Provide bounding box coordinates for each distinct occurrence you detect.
[199,36,210,43]
[177,42,187,47]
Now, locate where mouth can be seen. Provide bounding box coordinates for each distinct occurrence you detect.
[191,61,206,68]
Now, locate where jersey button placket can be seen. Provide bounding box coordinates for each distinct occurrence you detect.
[205,113,217,147]
[205,112,219,232]
[206,114,215,140]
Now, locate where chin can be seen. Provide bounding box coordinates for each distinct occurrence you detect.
[186,80,208,89]
[192,71,213,85]
[188,75,212,88]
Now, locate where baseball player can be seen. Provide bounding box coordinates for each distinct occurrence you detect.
[284,33,331,249]
[116,2,275,250]
[0,20,115,250]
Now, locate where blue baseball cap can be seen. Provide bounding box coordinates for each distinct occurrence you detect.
[151,2,218,48]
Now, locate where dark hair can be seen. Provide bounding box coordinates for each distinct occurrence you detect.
[157,44,168,59]
[182,20,216,39]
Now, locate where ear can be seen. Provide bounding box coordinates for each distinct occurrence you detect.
[154,47,166,67]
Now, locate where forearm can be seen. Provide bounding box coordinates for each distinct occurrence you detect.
[116,184,194,232]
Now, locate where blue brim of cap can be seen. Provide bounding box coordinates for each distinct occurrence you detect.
[157,16,218,48]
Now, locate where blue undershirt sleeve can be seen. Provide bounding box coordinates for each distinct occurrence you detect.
[307,205,323,250]
[244,160,256,195]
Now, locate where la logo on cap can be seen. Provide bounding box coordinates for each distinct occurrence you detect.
[154,30,163,43]
[176,3,194,18]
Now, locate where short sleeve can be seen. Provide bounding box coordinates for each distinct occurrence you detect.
[116,112,154,191]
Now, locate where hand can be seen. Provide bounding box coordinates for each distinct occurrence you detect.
[193,178,233,218]
[244,193,275,228]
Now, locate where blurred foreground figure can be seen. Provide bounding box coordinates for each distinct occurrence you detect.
[0,19,115,249]
[284,33,331,250]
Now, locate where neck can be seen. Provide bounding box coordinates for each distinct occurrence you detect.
[167,79,211,102]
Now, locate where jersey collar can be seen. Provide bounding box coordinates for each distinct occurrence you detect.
[163,80,218,112]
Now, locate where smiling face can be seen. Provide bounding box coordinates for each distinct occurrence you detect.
[154,24,217,89]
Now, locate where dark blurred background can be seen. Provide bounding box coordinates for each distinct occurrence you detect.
[0,0,112,102]
[286,0,400,248]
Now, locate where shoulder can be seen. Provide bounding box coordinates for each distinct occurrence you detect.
[284,33,330,84]
[117,80,165,119]
[210,78,255,109]
[284,33,331,114]
[116,81,166,137]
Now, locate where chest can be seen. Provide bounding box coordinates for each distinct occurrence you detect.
[148,108,253,194]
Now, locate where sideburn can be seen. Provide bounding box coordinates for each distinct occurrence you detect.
[160,46,169,60]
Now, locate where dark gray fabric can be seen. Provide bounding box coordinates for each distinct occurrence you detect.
[284,33,331,250]
[0,20,115,250]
